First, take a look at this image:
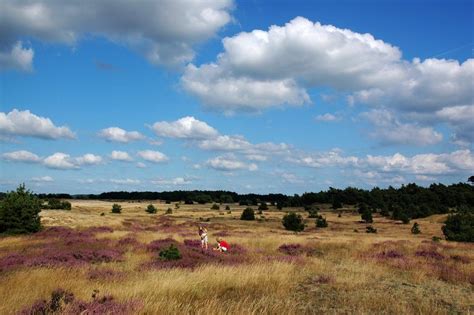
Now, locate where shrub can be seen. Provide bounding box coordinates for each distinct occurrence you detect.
[316,216,328,228]
[332,199,342,210]
[184,199,193,205]
[0,184,41,234]
[400,213,410,224]
[159,244,182,261]
[442,211,474,242]
[211,203,220,210]
[358,203,368,214]
[225,205,230,210]
[146,204,157,214]
[111,204,122,214]
[432,236,442,242]
[361,208,373,223]
[165,200,171,204]
[258,203,268,211]
[165,208,173,214]
[175,203,180,209]
[411,222,421,234]
[276,203,283,210]
[366,226,377,233]
[240,207,255,221]
[282,212,305,232]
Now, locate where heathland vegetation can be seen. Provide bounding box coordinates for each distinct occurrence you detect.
[0,181,472,314]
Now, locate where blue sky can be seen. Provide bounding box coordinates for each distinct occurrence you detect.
[1,0,473,194]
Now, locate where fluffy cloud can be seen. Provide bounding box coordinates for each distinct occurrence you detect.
[0,0,233,70]
[184,17,472,113]
[289,148,474,177]
[0,109,75,140]
[75,154,102,166]
[43,153,78,169]
[151,177,192,185]
[315,113,340,122]
[151,116,218,139]
[43,152,102,169]
[110,150,133,162]
[435,105,474,145]
[362,109,443,146]
[207,155,258,171]
[98,127,144,143]
[31,176,53,182]
[137,150,168,163]
[110,178,141,185]
[0,41,34,71]
[2,150,41,163]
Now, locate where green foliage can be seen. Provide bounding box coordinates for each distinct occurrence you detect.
[366,226,377,233]
[184,199,194,205]
[399,212,410,224]
[159,244,182,260]
[258,203,268,211]
[357,203,368,214]
[111,204,122,214]
[195,194,212,204]
[276,203,283,210]
[316,215,328,228]
[411,222,421,234]
[442,209,473,242]
[308,210,318,218]
[211,203,220,210]
[42,199,71,210]
[432,236,442,242]
[240,207,255,221]
[282,212,305,232]
[146,204,157,214]
[225,205,230,211]
[166,208,173,214]
[175,203,180,209]
[361,208,373,223]
[219,194,234,203]
[165,200,171,204]
[332,198,342,210]
[0,184,42,234]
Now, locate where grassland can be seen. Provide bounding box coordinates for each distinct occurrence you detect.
[0,200,472,314]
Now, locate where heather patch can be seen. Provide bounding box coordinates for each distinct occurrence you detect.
[278,243,321,257]
[19,288,142,315]
[144,238,247,269]
[0,227,123,273]
[87,268,124,281]
[415,249,445,261]
[450,255,470,264]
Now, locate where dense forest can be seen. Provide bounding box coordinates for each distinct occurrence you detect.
[4,181,470,220]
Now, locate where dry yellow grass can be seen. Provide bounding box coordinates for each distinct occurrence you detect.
[0,200,472,314]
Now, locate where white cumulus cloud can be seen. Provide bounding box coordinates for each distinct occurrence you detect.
[0,109,75,140]
[110,150,133,162]
[151,116,218,139]
[137,150,168,163]
[98,127,144,143]
[2,150,41,163]
[207,155,258,171]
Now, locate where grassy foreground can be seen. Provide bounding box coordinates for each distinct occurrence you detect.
[0,200,472,314]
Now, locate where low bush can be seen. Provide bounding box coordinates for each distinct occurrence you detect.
[159,244,182,261]
[411,222,421,234]
[211,204,220,210]
[361,208,373,223]
[258,203,268,211]
[240,207,255,221]
[165,208,173,214]
[225,205,230,210]
[111,204,122,214]
[366,226,377,233]
[316,215,328,228]
[282,212,305,232]
[442,210,473,242]
[146,204,157,214]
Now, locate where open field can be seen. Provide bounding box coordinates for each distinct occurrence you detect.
[1,200,473,314]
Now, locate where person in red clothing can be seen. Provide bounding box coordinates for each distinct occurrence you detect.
[213,237,230,252]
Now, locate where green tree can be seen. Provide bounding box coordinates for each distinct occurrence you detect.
[361,208,373,223]
[211,203,220,210]
[111,203,122,214]
[258,203,269,211]
[442,210,473,242]
[0,184,42,234]
[411,222,421,234]
[282,212,305,232]
[316,215,328,228]
[240,207,255,221]
[146,204,157,214]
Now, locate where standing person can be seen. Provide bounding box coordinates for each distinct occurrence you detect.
[199,226,208,250]
[214,237,230,252]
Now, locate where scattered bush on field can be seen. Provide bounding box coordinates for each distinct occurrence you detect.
[282,212,305,232]
[225,205,230,210]
[240,207,255,221]
[258,203,268,211]
[166,208,173,214]
[361,208,373,223]
[159,244,182,261]
[146,204,157,214]
[366,226,377,233]
[211,203,220,210]
[411,222,421,234]
[42,199,71,210]
[442,209,473,242]
[111,204,122,214]
[316,215,328,228]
